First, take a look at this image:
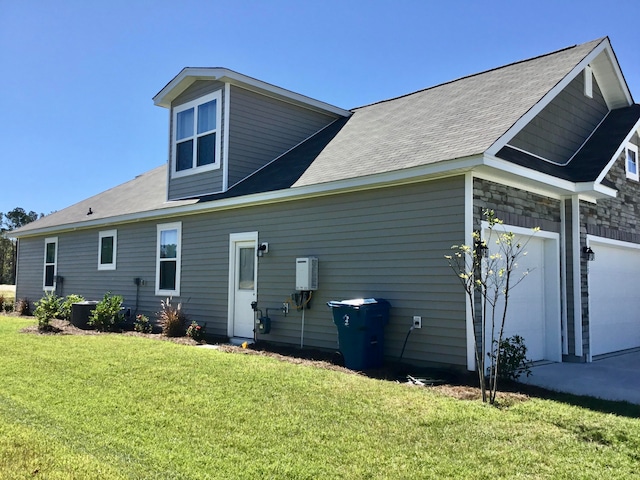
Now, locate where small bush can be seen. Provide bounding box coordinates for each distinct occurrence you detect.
[15,298,31,316]
[158,298,187,337]
[34,293,62,331]
[186,321,204,342]
[89,292,124,332]
[59,294,85,321]
[0,295,4,312]
[4,300,14,313]
[497,335,533,381]
[134,314,153,333]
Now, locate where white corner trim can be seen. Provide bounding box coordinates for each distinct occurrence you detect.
[223,83,231,192]
[464,172,475,372]
[571,196,583,358]
[560,199,568,355]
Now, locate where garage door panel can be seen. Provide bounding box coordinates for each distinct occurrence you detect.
[589,241,640,356]
[485,235,547,362]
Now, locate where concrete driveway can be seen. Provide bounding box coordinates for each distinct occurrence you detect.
[519,350,640,405]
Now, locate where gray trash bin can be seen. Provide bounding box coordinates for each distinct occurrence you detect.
[327,298,390,370]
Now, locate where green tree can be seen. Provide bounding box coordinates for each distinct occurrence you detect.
[0,208,43,284]
[446,210,537,404]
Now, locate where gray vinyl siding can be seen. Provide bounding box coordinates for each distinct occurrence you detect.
[509,71,609,164]
[227,85,339,187]
[15,176,468,368]
[168,80,226,200]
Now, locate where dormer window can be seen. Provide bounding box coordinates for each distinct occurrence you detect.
[625,143,638,181]
[172,90,222,177]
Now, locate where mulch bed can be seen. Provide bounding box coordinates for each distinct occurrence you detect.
[16,316,530,404]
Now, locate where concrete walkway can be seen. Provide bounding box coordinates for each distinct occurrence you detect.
[519,350,640,405]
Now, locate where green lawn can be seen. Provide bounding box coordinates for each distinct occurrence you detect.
[0,316,638,479]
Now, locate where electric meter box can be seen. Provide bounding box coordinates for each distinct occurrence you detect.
[296,257,318,291]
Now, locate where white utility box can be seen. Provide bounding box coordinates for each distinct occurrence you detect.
[296,257,318,291]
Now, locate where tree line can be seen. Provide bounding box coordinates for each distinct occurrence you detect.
[0,208,42,284]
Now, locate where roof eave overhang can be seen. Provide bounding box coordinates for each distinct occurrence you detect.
[12,154,618,239]
[152,67,351,117]
[480,154,615,202]
[11,156,485,239]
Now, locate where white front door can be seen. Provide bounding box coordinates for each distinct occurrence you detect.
[229,235,257,338]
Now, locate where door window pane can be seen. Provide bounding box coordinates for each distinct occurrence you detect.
[238,247,255,290]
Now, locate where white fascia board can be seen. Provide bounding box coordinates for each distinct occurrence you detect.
[594,116,640,184]
[481,154,616,201]
[486,40,610,157]
[12,156,484,239]
[153,67,351,117]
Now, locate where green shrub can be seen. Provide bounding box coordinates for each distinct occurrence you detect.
[158,298,187,337]
[59,294,85,321]
[134,314,153,333]
[3,300,13,313]
[89,292,124,332]
[15,298,31,316]
[497,335,532,381]
[186,321,204,342]
[34,293,62,331]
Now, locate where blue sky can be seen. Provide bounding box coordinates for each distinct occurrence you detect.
[1,0,639,217]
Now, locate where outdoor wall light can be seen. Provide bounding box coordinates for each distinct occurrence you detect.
[257,242,269,257]
[582,246,595,261]
[474,239,489,258]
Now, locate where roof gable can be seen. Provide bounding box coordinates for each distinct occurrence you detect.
[293,38,607,187]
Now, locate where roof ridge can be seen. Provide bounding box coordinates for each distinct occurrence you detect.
[352,37,606,111]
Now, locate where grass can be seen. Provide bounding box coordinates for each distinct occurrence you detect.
[0,316,639,479]
[0,284,15,303]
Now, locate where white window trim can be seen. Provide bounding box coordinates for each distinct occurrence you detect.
[625,143,638,181]
[43,237,58,292]
[98,229,117,271]
[171,90,222,179]
[155,222,182,296]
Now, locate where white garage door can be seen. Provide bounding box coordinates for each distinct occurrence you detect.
[484,228,561,363]
[588,238,640,357]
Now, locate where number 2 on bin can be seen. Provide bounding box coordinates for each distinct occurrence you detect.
[343,314,350,326]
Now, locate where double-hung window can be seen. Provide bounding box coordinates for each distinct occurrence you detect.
[173,91,222,177]
[98,230,117,270]
[156,222,182,296]
[43,237,58,291]
[625,143,638,181]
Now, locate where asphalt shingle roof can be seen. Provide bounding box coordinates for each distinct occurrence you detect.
[293,39,603,187]
[14,38,619,235]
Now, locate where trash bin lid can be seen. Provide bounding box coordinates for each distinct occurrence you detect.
[327,298,385,308]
